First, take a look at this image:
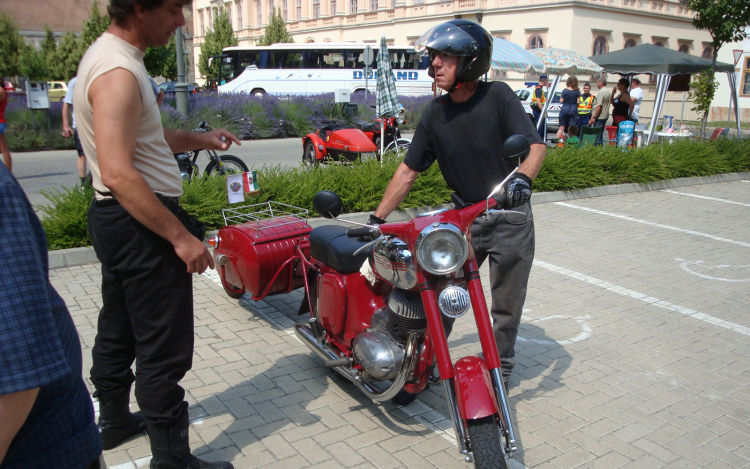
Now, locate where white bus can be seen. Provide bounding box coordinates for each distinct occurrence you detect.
[216,43,432,97]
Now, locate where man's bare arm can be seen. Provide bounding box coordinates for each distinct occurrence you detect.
[62,102,73,136]
[518,143,546,180]
[90,69,213,274]
[164,128,241,154]
[373,162,420,220]
[0,388,39,464]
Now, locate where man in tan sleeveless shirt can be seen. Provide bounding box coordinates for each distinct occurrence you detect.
[74,1,238,468]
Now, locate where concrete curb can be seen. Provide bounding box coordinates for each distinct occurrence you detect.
[48,171,750,269]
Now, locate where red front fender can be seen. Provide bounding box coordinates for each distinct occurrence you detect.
[304,134,327,160]
[453,356,499,420]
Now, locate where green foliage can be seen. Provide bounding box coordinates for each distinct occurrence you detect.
[145,35,179,80]
[688,70,718,117]
[685,0,750,64]
[0,12,25,77]
[40,26,58,61]
[19,44,50,81]
[198,8,238,82]
[50,32,81,81]
[40,184,96,250]
[257,8,294,46]
[39,139,750,250]
[79,1,110,52]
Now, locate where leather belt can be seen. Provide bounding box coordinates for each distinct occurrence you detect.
[95,193,180,207]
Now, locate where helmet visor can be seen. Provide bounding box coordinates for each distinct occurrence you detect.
[414,22,486,57]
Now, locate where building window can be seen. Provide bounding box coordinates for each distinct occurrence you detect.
[527,34,543,50]
[624,39,636,48]
[702,47,713,59]
[257,0,261,25]
[678,44,689,54]
[237,2,242,29]
[208,8,213,29]
[331,0,336,13]
[742,57,750,96]
[297,0,302,19]
[351,0,358,11]
[227,3,232,27]
[200,10,205,35]
[414,0,424,3]
[592,36,607,55]
[370,0,378,10]
[283,0,288,19]
[654,41,664,47]
[313,0,320,17]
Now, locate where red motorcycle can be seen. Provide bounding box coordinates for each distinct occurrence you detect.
[212,135,531,468]
[356,106,411,157]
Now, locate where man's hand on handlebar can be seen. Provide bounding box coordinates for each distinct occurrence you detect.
[497,173,533,209]
[367,214,386,226]
[201,128,241,151]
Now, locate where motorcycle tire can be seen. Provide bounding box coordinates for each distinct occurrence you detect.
[467,416,508,469]
[303,141,320,166]
[384,139,411,159]
[205,155,249,176]
[220,266,245,299]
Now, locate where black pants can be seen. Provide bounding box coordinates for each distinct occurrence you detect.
[444,203,535,377]
[88,201,193,425]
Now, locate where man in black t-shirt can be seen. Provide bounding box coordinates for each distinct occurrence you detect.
[369,20,546,405]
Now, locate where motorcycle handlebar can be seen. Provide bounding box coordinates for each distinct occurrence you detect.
[347,227,375,238]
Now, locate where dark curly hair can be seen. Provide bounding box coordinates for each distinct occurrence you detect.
[108,0,191,24]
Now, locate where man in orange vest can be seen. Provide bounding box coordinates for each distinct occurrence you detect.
[531,75,547,140]
[577,82,596,128]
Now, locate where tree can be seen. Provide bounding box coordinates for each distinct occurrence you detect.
[198,7,238,83]
[257,8,294,46]
[19,44,49,81]
[62,1,111,79]
[688,69,719,138]
[145,35,179,80]
[0,12,26,78]
[40,26,58,61]
[50,32,80,81]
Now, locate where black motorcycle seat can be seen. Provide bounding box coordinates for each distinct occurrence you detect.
[356,122,375,132]
[309,225,373,273]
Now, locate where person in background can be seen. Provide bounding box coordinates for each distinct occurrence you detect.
[531,75,548,141]
[629,77,643,123]
[566,124,580,145]
[0,162,102,469]
[577,82,595,128]
[0,87,11,172]
[589,77,611,145]
[149,77,165,107]
[62,77,88,185]
[612,78,634,125]
[555,76,580,143]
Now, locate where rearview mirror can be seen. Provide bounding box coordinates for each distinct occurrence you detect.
[502,135,531,163]
[313,190,343,219]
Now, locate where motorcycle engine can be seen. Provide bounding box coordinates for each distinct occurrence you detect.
[352,289,426,381]
[174,152,193,180]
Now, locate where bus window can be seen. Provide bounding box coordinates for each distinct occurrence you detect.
[239,51,261,69]
[274,52,303,68]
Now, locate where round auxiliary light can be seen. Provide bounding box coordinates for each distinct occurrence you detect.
[415,223,468,276]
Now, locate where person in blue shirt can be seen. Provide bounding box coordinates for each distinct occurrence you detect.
[0,163,102,469]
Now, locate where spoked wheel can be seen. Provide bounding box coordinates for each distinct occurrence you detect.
[205,155,248,176]
[303,142,320,166]
[384,139,410,159]
[219,266,245,299]
[467,416,508,469]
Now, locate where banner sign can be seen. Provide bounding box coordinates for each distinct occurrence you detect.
[226,174,245,204]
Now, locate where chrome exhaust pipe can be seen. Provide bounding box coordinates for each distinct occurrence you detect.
[294,324,418,402]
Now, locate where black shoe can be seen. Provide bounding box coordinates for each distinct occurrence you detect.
[391,389,418,406]
[147,410,233,469]
[97,392,147,450]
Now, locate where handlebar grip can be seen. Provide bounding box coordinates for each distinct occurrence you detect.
[347,227,374,238]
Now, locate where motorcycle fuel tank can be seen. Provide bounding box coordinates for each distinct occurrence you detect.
[371,238,417,290]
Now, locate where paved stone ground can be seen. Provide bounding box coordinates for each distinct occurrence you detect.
[52,180,750,469]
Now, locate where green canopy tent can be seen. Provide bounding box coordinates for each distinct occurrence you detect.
[590,44,738,144]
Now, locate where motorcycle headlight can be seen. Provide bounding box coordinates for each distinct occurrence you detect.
[415,223,468,276]
[396,117,404,125]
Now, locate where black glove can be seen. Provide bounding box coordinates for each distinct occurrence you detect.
[498,173,533,209]
[368,214,386,226]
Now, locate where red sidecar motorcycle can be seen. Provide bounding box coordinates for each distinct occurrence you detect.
[213,136,532,468]
[302,124,379,166]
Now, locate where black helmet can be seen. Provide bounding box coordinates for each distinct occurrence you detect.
[414,20,493,88]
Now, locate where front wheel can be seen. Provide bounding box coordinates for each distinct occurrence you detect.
[467,416,508,469]
[205,155,249,176]
[384,138,411,158]
[303,141,320,166]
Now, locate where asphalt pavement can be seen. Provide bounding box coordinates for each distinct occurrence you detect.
[54,178,750,469]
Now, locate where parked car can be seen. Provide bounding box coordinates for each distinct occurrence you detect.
[159,81,196,93]
[4,80,15,92]
[515,85,562,131]
[190,82,206,92]
[47,81,68,102]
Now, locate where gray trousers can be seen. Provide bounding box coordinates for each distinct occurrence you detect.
[443,202,535,378]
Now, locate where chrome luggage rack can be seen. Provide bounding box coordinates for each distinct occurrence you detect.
[222,201,309,236]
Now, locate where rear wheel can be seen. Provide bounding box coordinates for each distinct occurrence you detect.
[205,155,248,176]
[303,141,320,166]
[220,266,245,299]
[250,88,266,97]
[467,416,508,469]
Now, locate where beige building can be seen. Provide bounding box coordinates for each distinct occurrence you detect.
[192,0,716,123]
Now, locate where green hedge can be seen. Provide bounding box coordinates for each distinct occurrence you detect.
[40,138,750,250]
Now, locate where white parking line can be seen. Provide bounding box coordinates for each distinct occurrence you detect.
[554,202,750,248]
[534,260,750,337]
[663,190,750,208]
